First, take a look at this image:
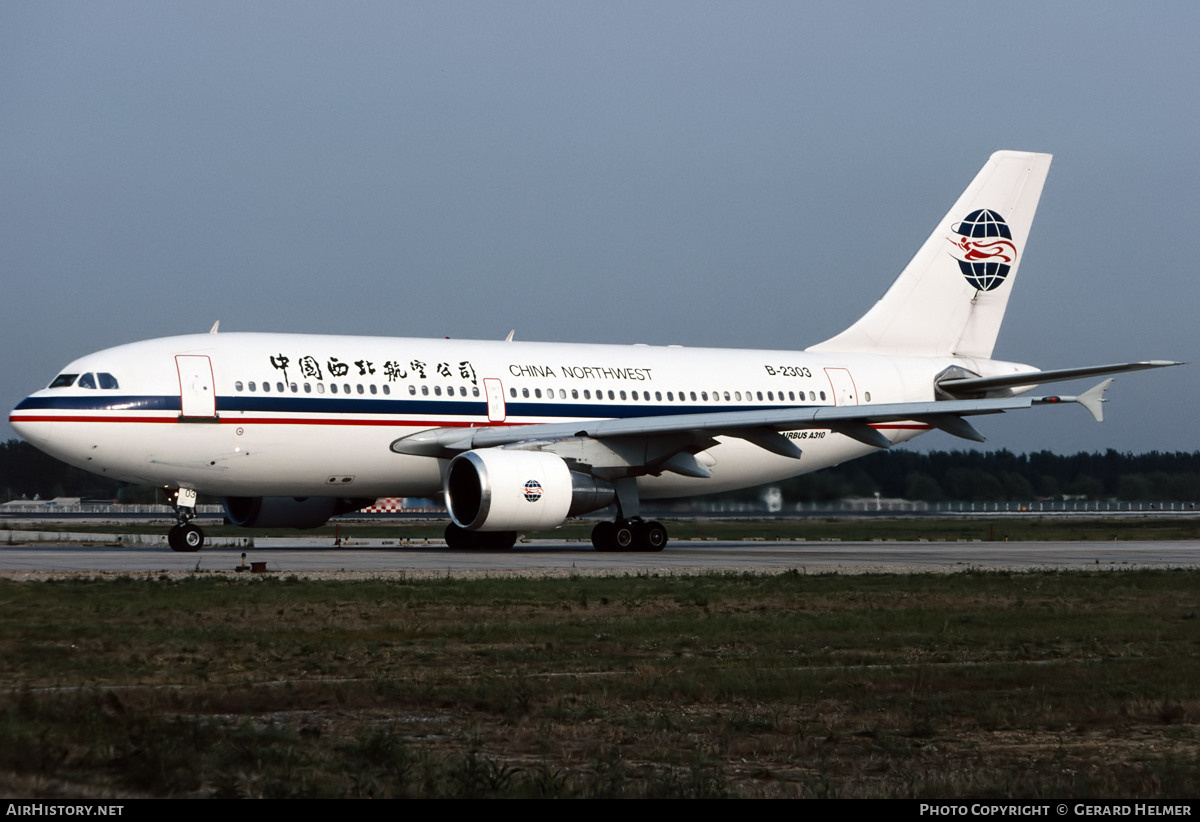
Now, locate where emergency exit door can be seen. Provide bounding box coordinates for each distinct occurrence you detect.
[824,367,860,406]
[484,378,506,423]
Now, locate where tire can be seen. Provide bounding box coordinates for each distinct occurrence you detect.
[182,524,204,551]
[591,521,616,551]
[445,522,472,549]
[614,521,636,551]
[169,523,203,552]
[482,531,517,550]
[641,521,668,552]
[446,524,516,550]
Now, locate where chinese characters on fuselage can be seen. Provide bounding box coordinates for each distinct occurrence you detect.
[269,353,478,385]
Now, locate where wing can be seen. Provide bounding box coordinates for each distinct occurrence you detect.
[391,378,1124,480]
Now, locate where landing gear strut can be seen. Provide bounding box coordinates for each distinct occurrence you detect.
[591,518,668,552]
[166,487,205,552]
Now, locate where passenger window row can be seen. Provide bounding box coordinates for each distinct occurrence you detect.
[52,372,859,406]
[234,381,483,398]
[507,386,829,403]
[230,380,852,404]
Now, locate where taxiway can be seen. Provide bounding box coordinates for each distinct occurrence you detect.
[3,539,1199,578]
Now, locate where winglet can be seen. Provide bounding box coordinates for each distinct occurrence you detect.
[1076,379,1113,423]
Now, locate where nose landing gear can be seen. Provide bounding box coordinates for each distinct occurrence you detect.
[165,487,205,552]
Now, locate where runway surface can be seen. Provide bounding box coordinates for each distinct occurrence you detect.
[3,538,1200,577]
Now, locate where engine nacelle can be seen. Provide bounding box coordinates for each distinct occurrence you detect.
[445,449,614,531]
[222,496,372,529]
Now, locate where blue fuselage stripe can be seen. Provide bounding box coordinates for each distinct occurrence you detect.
[15,394,805,419]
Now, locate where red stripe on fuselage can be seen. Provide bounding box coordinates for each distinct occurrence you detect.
[8,413,515,428]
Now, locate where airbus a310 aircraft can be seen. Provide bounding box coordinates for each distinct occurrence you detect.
[10,151,1179,552]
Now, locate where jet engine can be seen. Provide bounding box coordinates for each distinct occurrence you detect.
[222,496,373,529]
[445,449,614,531]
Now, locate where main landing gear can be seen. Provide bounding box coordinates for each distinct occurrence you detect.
[165,487,205,552]
[591,518,668,552]
[588,477,668,552]
[443,522,517,550]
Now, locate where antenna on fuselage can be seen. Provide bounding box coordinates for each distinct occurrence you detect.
[505,329,515,342]
[209,320,220,334]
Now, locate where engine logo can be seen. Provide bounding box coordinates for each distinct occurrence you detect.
[523,479,543,502]
[947,209,1017,292]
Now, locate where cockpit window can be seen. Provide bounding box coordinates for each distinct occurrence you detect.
[53,371,119,390]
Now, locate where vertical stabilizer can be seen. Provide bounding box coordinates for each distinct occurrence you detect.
[808,150,1052,359]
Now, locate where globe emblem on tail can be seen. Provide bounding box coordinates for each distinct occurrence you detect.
[947,209,1017,292]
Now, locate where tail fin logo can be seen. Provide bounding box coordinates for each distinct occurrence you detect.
[947,209,1016,292]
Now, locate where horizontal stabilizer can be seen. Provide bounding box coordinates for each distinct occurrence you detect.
[938,360,1182,397]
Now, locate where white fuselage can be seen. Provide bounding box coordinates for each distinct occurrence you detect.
[10,332,1016,501]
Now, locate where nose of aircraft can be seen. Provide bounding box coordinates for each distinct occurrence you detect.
[10,394,48,449]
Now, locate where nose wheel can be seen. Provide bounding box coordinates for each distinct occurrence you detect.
[168,522,205,552]
[591,518,667,552]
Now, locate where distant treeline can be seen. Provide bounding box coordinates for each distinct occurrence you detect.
[3,438,1199,504]
[771,448,1200,503]
[1,438,148,502]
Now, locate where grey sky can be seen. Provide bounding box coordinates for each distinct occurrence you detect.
[3,1,1196,455]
